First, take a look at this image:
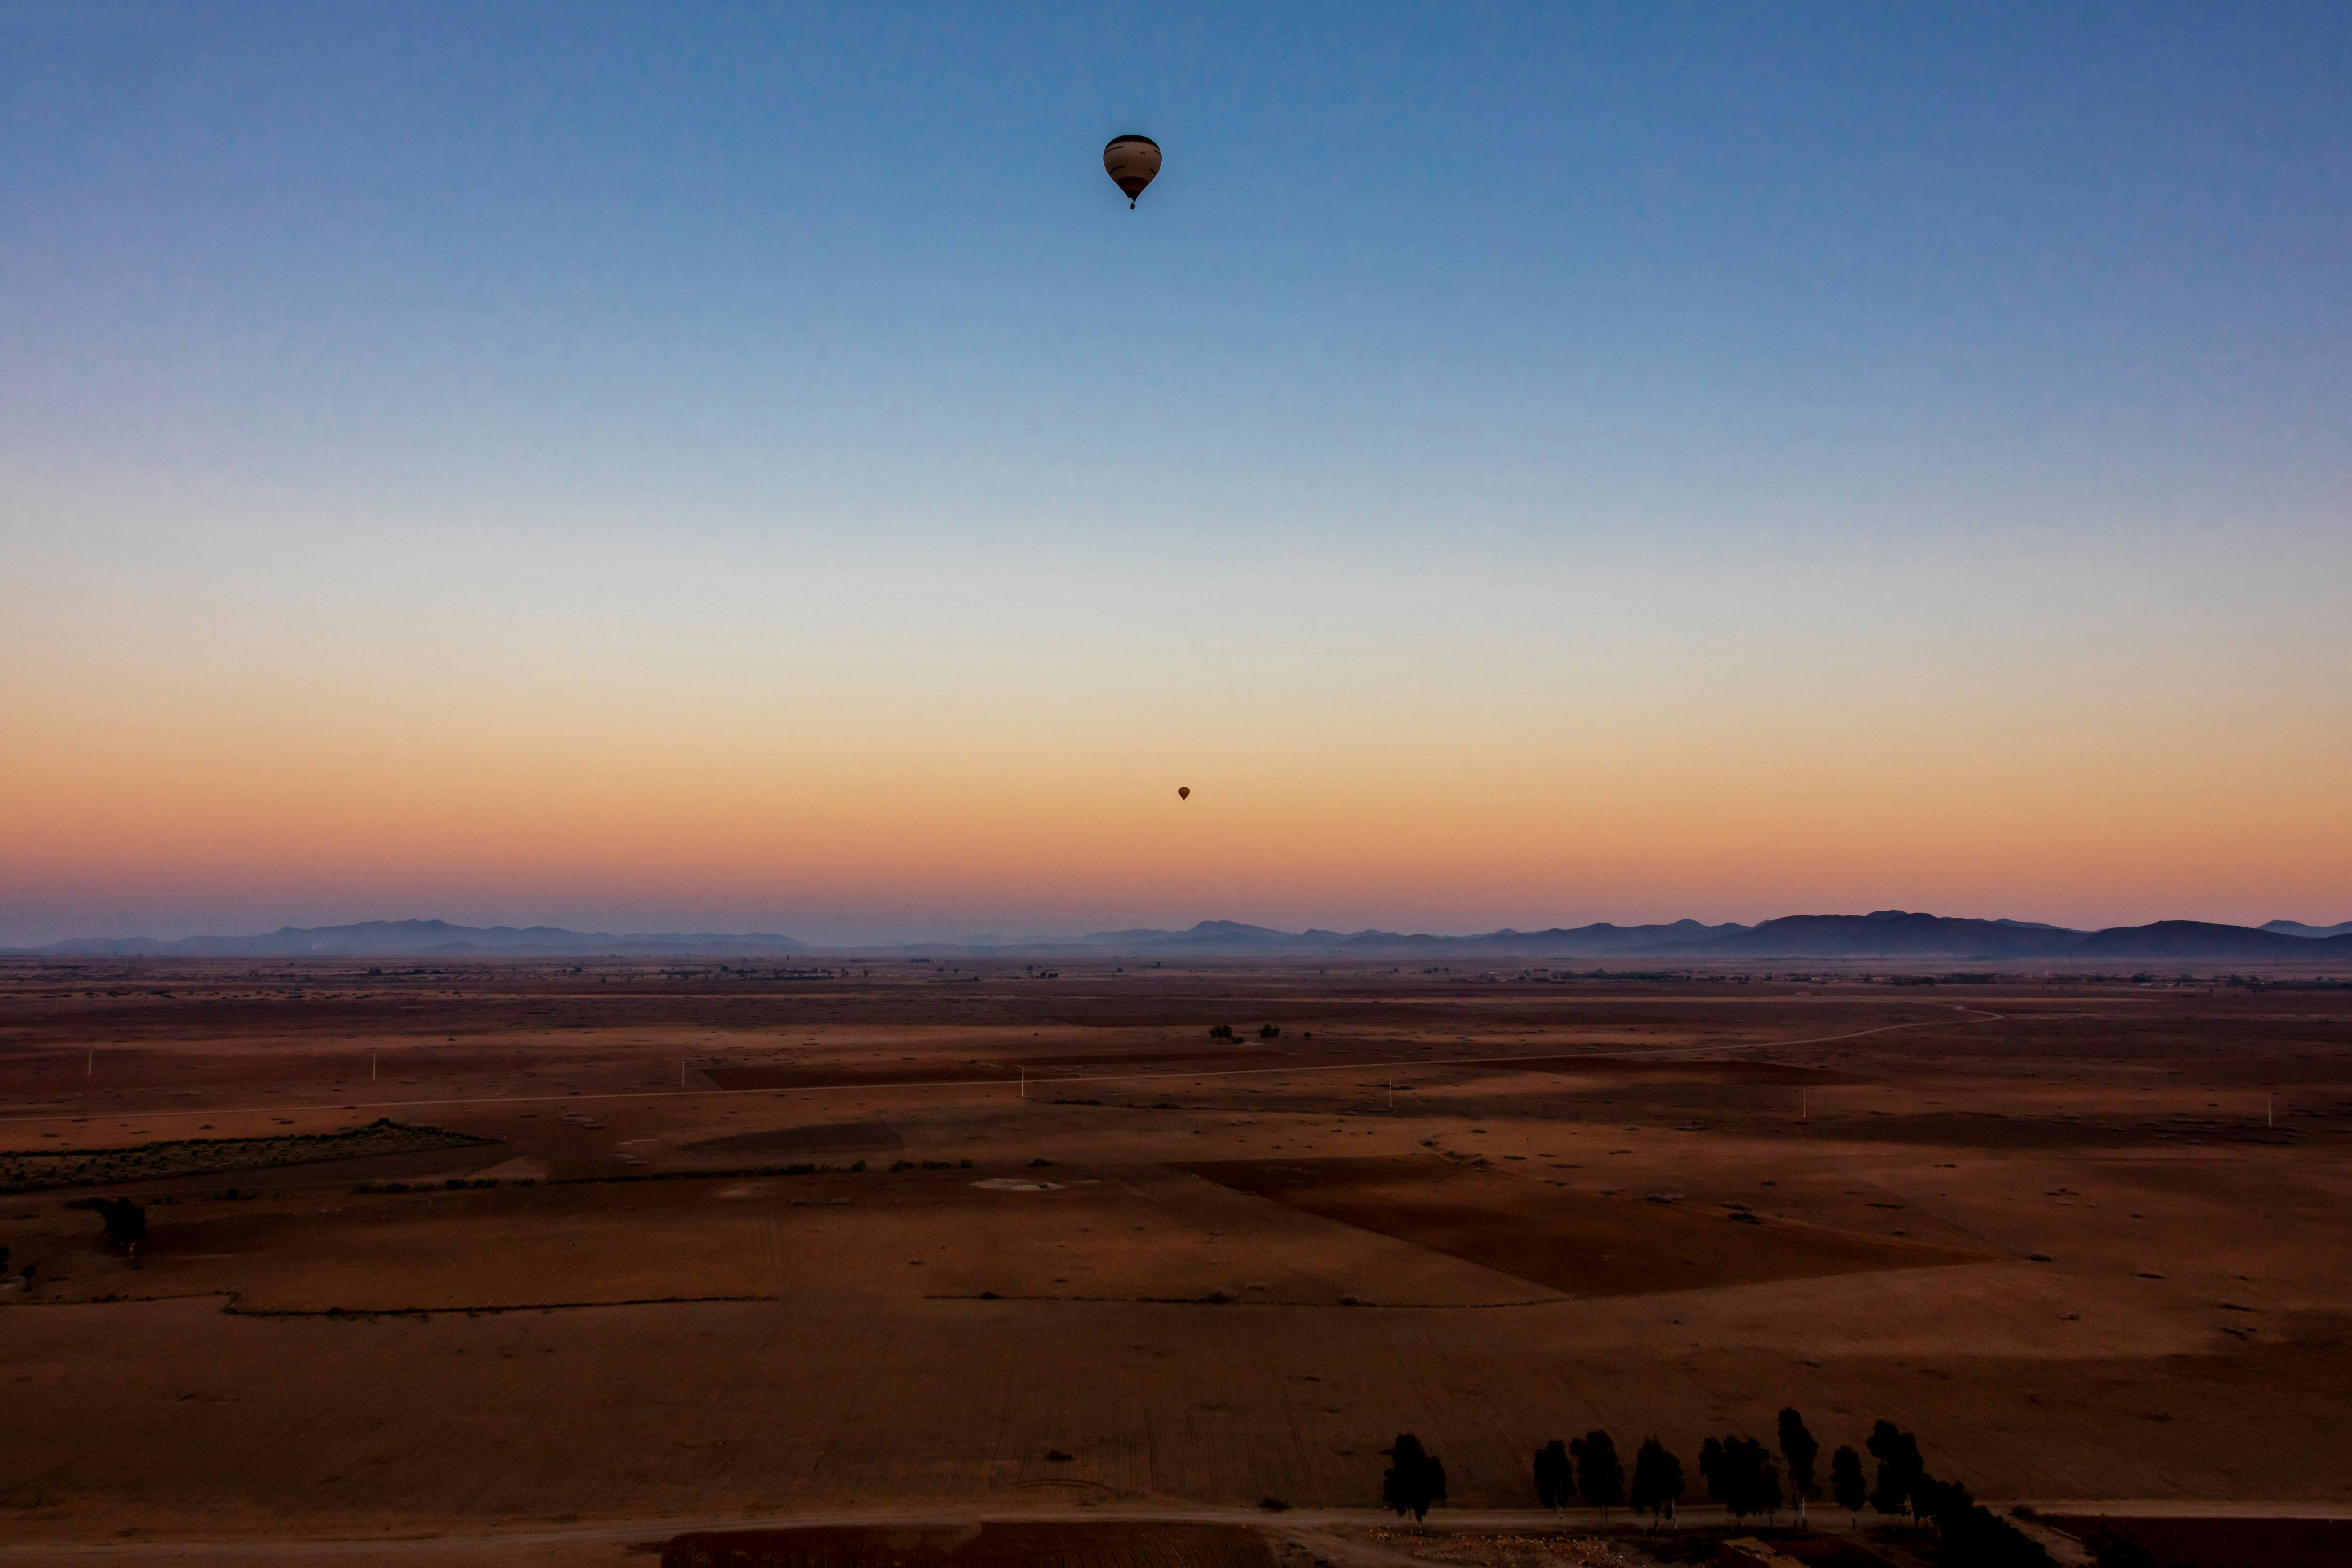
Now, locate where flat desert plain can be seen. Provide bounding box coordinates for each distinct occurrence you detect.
[4,958,2351,1564]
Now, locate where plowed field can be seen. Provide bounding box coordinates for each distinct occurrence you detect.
[1183,1156,1986,1296]
[659,1522,1276,1568]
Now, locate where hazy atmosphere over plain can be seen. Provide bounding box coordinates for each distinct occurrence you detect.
[5,2,2349,946]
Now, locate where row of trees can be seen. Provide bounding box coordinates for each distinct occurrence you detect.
[1526,1409,1828,1528]
[1382,1413,2050,1567]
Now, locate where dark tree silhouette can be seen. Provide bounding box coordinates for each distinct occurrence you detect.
[1382,1433,1447,1523]
[1533,1440,1573,1513]
[1570,1429,1625,1522]
[1628,1436,1685,1529]
[1866,1420,1924,1521]
[1699,1438,1727,1509]
[1700,1435,1782,1522]
[1830,1445,1867,1529]
[2088,1526,2160,1568]
[1746,1438,1786,1523]
[1913,1473,1960,1529]
[1777,1407,1820,1527]
[1914,1475,2053,1566]
[68,1197,146,1250]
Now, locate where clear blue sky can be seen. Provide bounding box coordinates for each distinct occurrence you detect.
[4,2,2349,943]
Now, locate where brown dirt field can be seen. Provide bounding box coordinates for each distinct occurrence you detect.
[1350,1527,1637,1567]
[658,1521,1277,1568]
[1181,1157,1986,1296]
[702,1047,1293,1092]
[682,1120,905,1156]
[1497,1058,1876,1086]
[36,1157,1578,1312]
[2044,1515,2352,1568]
[2159,1053,2352,1087]
[705,1063,1017,1090]
[7,958,2352,1553]
[0,1117,491,1191]
[1766,1540,1911,1568]
[995,1048,1293,1070]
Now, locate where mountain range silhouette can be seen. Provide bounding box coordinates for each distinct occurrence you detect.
[16,910,2351,959]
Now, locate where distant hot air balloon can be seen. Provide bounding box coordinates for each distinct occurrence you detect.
[1104,134,1161,208]
[1177,786,1191,800]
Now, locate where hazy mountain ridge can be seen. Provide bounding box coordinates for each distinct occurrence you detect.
[2262,919,2352,940]
[13,912,2352,960]
[2072,920,2346,959]
[1063,918,1754,956]
[1698,911,2081,958]
[1693,911,2352,960]
[22,919,805,958]
[1048,913,2349,959]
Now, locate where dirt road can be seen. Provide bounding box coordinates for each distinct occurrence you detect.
[11,1499,2351,1564]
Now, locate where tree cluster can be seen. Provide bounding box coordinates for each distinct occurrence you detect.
[1381,1433,1447,1522]
[1534,1431,1637,1521]
[1860,1420,2050,1567]
[1569,1431,1625,1521]
[1700,1435,1784,1521]
[1532,1440,1572,1511]
[1776,1407,1819,1525]
[1627,1437,1685,1524]
[1532,1409,1814,1529]
[1510,1409,2046,1565]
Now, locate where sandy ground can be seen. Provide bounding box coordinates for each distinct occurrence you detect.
[4,958,2351,1555]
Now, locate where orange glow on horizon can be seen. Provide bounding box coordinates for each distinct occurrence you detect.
[9,678,2347,938]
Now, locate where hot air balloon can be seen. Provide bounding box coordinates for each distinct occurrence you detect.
[1104,134,1160,208]
[1177,786,1191,800]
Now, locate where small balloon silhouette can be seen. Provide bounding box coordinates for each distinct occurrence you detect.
[1104,134,1161,208]
[1177,786,1191,800]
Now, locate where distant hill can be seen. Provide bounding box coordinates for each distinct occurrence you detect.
[1696,911,2085,958]
[1069,919,1751,956]
[2263,919,2352,940]
[1694,911,2352,961]
[21,919,804,958]
[2071,920,2334,959]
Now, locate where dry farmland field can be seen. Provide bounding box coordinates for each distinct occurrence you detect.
[5,957,2352,1566]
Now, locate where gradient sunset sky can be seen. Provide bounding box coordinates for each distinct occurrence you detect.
[5,3,2348,945]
